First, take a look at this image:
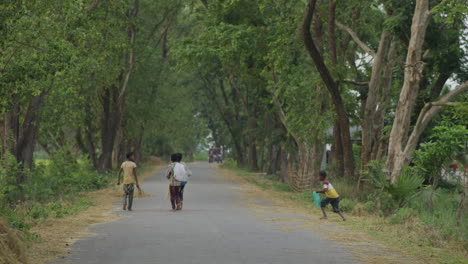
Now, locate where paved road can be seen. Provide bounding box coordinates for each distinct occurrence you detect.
[50,163,357,264]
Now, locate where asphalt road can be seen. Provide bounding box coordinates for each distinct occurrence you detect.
[50,163,357,264]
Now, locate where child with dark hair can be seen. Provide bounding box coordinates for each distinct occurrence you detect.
[117,152,140,211]
[313,171,346,221]
[165,153,191,211]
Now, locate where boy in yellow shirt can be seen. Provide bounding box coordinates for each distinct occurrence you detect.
[314,171,346,221]
[117,152,140,211]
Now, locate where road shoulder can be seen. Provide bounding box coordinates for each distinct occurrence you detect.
[27,164,163,264]
[216,165,435,264]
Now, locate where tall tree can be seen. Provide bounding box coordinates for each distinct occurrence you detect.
[302,0,355,179]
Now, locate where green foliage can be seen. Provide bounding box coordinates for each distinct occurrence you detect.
[410,188,467,241]
[220,159,238,169]
[362,201,377,214]
[364,160,423,212]
[389,207,414,225]
[193,152,209,161]
[339,198,356,212]
[0,151,110,230]
[411,125,467,184]
[330,177,361,200]
[391,170,424,207]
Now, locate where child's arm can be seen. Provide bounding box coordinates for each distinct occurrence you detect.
[133,167,140,188]
[314,188,328,194]
[165,166,172,179]
[314,183,328,193]
[117,168,123,185]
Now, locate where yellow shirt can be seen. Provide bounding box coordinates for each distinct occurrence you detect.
[121,161,137,184]
[323,180,339,198]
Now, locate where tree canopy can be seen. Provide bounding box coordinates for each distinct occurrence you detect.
[0,0,466,193]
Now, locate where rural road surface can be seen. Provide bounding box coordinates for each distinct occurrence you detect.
[50,163,358,264]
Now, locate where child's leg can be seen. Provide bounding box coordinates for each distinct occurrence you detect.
[320,207,328,219]
[169,186,177,210]
[320,198,330,219]
[174,186,181,210]
[122,185,128,210]
[332,198,346,221]
[127,184,135,210]
[179,182,186,201]
[337,211,346,221]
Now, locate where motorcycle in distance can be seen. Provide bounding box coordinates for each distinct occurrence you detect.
[208,153,222,163]
[208,147,223,164]
[213,153,223,163]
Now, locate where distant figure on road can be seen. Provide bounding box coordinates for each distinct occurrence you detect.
[208,147,214,163]
[178,156,192,210]
[313,171,346,221]
[165,153,191,211]
[117,152,141,211]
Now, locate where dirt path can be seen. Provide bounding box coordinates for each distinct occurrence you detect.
[43,162,422,264]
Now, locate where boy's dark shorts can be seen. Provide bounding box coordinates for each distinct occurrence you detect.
[321,197,341,212]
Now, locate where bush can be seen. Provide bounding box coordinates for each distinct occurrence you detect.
[389,208,414,224]
[363,200,377,214]
[193,152,209,161]
[0,150,111,231]
[339,198,356,212]
[364,160,423,213]
[391,169,424,207]
[221,158,237,169]
[332,177,359,200]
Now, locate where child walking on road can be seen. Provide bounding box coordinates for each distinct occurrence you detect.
[117,152,140,211]
[178,158,192,210]
[165,153,191,211]
[313,171,346,221]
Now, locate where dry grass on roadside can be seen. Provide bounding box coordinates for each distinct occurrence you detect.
[27,188,121,264]
[0,221,27,264]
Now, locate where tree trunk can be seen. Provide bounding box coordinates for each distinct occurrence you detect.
[98,85,121,173]
[331,120,344,177]
[248,108,258,171]
[327,0,337,65]
[279,145,289,183]
[1,113,8,159]
[310,139,325,186]
[303,0,354,179]
[361,31,391,170]
[267,144,281,175]
[387,0,431,182]
[96,0,138,172]
[12,93,46,170]
[389,81,468,182]
[4,91,47,200]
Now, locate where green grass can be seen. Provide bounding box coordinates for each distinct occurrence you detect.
[1,153,106,232]
[192,152,209,161]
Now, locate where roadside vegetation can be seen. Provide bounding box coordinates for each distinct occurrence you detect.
[0,151,109,238]
[0,0,467,263]
[221,162,467,263]
[1,1,207,262]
